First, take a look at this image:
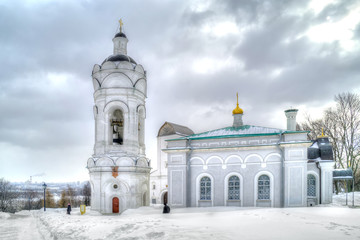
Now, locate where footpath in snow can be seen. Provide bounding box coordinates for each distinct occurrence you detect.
[0,192,360,240]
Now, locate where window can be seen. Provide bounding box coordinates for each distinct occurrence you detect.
[111,109,124,145]
[228,176,240,200]
[307,174,316,197]
[200,176,211,200]
[152,184,156,190]
[258,175,270,200]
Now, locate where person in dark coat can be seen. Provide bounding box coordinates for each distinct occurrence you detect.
[163,203,170,214]
[67,203,71,215]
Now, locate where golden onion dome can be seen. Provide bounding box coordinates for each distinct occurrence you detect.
[232,93,244,115]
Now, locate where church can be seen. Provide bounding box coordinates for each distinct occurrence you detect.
[86,21,334,213]
[86,20,151,214]
[152,96,334,208]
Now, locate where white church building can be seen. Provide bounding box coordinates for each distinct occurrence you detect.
[150,122,194,205]
[86,21,334,213]
[87,21,151,214]
[152,97,334,208]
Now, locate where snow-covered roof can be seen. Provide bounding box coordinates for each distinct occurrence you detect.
[309,142,318,148]
[168,125,305,141]
[158,122,194,137]
[333,169,353,180]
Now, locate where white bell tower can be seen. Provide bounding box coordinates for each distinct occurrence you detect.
[87,20,151,214]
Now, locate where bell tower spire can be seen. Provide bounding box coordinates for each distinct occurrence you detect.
[113,18,128,55]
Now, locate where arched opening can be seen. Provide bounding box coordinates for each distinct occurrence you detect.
[200,176,211,200]
[228,176,240,200]
[258,175,270,200]
[111,109,124,145]
[142,192,147,206]
[307,174,316,197]
[112,197,119,213]
[307,174,318,206]
[162,192,168,204]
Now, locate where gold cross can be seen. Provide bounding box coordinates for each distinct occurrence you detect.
[119,19,124,32]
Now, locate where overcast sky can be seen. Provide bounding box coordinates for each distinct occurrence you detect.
[0,0,359,183]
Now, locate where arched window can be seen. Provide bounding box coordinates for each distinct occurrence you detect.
[111,109,124,145]
[200,177,211,200]
[228,176,240,200]
[258,175,270,200]
[307,174,316,197]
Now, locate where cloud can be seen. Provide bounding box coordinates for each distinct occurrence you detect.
[0,0,360,182]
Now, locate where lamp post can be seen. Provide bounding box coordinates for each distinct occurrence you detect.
[42,182,47,211]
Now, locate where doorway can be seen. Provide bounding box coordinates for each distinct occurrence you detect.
[112,197,119,213]
[142,192,147,206]
[163,192,168,204]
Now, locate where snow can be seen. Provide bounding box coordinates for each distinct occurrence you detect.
[1,193,360,240]
[189,125,282,139]
[0,212,11,219]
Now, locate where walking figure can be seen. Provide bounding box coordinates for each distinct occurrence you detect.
[163,203,170,214]
[67,203,71,215]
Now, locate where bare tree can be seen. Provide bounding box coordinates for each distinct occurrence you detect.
[0,178,19,212]
[43,189,56,208]
[82,181,91,206]
[301,92,360,190]
[58,190,67,208]
[66,185,81,207]
[23,189,41,210]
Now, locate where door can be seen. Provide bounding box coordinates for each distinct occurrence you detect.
[163,192,168,204]
[112,197,119,213]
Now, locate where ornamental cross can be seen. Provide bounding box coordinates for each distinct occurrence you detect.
[119,19,124,32]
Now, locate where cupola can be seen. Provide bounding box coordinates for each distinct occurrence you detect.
[113,19,128,55]
[232,93,244,115]
[232,93,244,127]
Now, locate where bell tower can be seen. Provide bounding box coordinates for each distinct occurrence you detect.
[87,20,150,214]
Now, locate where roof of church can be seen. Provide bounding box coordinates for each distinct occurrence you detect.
[168,125,307,141]
[308,136,334,161]
[102,54,137,65]
[158,122,194,137]
[114,32,127,38]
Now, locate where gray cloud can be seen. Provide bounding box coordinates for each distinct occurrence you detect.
[0,0,359,182]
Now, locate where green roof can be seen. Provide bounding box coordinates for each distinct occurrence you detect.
[166,125,308,141]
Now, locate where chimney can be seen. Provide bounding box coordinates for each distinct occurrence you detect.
[284,109,298,131]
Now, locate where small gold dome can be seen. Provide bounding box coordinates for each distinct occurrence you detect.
[233,105,243,114]
[232,93,243,115]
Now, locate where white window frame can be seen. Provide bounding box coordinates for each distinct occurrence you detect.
[224,172,243,206]
[196,173,214,207]
[254,171,274,207]
[307,171,320,204]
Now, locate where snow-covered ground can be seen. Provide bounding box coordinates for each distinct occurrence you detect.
[1,193,360,240]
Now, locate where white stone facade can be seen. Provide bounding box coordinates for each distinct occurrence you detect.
[87,29,150,214]
[150,122,194,205]
[164,110,334,208]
